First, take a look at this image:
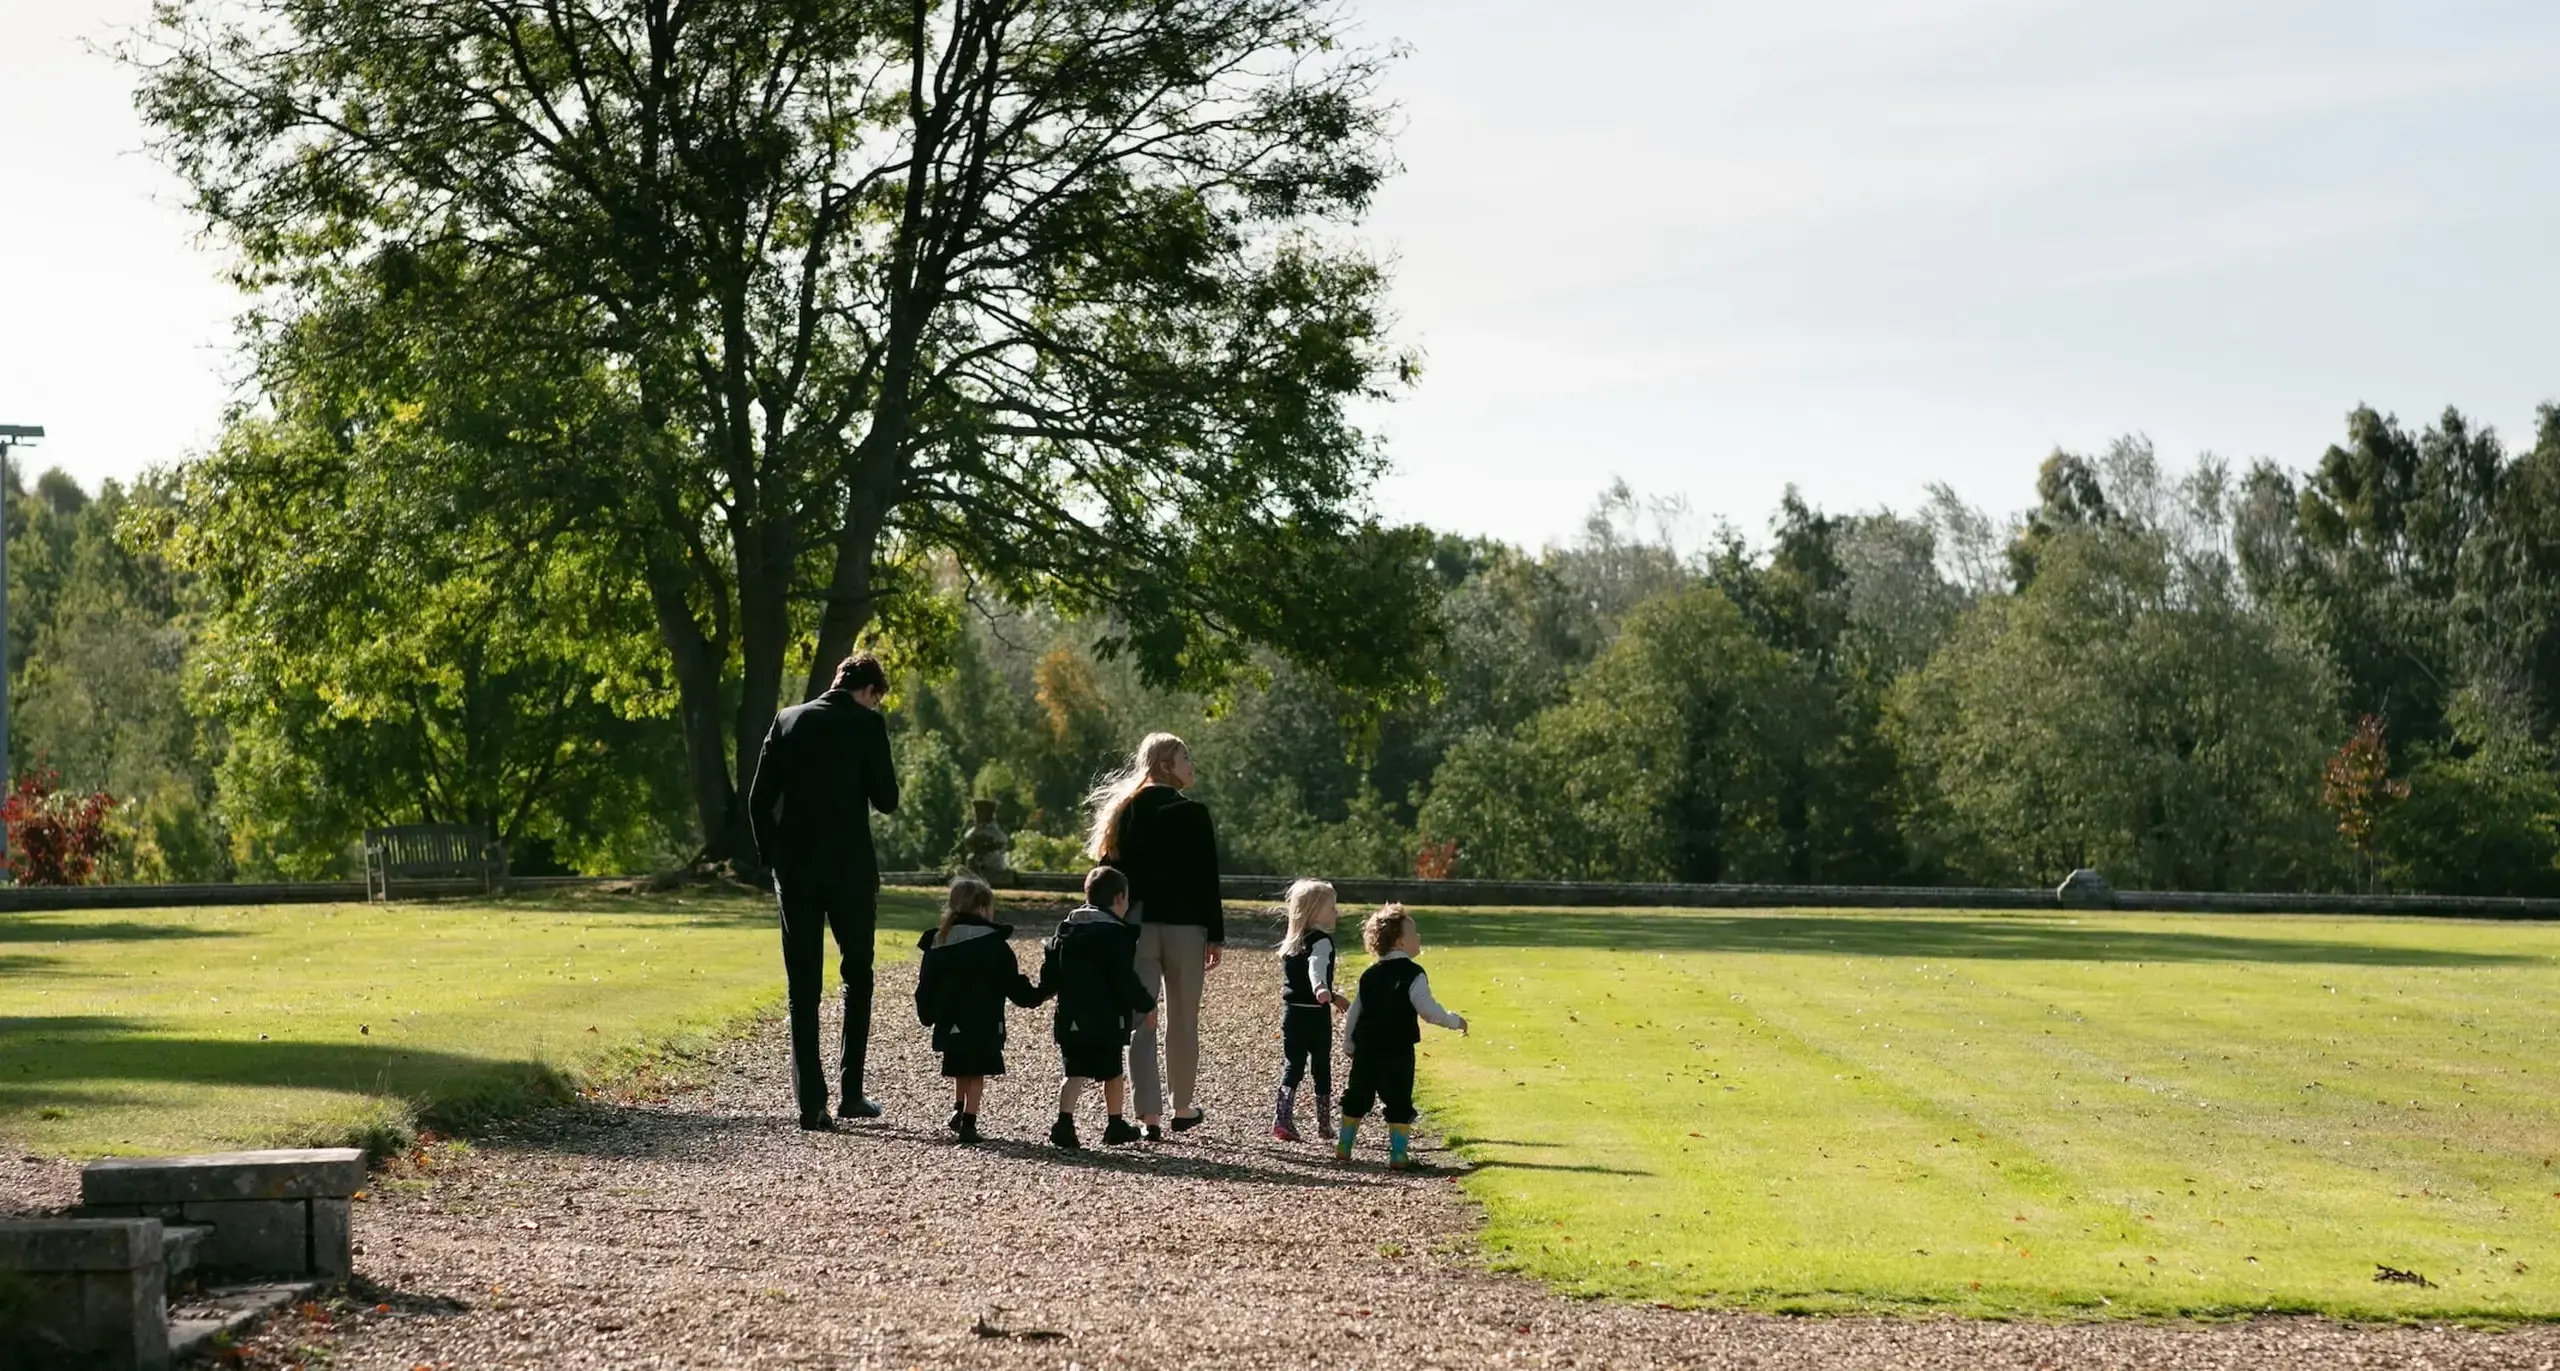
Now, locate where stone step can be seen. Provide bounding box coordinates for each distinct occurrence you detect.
[80,1148,362,1281]
[83,1148,365,1206]
[166,1279,318,1365]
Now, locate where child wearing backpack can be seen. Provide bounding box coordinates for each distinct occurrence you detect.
[1337,903,1467,1170]
[1037,865,1156,1149]
[1272,879,1347,1142]
[912,875,1046,1144]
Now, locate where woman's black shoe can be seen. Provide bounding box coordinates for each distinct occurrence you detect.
[1170,1109,1207,1133]
[836,1097,884,1120]
[798,1114,838,1132]
[1142,1123,1164,1143]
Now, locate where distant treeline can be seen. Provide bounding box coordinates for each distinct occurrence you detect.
[14,400,2560,893]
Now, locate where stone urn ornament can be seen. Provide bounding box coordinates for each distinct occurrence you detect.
[959,798,1011,885]
[2056,867,2114,908]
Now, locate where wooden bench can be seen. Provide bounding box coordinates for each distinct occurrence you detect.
[362,824,502,900]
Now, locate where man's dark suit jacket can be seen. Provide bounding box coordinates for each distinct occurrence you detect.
[747,689,902,880]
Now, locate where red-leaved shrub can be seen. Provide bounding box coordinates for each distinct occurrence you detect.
[2,770,122,885]
[1413,837,1460,881]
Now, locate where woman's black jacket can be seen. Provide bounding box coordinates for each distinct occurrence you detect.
[912,917,1044,1054]
[1111,785,1224,943]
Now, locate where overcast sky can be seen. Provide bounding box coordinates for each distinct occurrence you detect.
[5,0,2557,550]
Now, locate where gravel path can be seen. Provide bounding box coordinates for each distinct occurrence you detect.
[21,927,2560,1369]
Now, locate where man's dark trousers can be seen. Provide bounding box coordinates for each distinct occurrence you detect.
[779,867,877,1117]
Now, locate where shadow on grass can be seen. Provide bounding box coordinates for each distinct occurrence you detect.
[0,1014,576,1149]
[0,917,240,946]
[1462,1157,1657,1177]
[1424,910,2537,966]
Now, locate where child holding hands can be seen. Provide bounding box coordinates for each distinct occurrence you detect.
[912,875,1045,1144]
[1337,903,1467,1170]
[1272,879,1347,1142]
[1037,865,1156,1149]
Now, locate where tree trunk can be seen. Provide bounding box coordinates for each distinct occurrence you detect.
[645,558,740,865]
[803,483,888,701]
[730,516,793,871]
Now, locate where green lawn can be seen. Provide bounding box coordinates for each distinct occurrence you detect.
[0,887,944,1159]
[1400,906,2560,1320]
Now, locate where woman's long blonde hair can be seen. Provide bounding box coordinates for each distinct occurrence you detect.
[1083,732,1190,860]
[1278,879,1337,957]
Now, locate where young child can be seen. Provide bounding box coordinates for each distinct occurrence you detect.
[913,875,1044,1144]
[1272,878,1347,1142]
[1337,903,1467,1170]
[1037,865,1157,1149]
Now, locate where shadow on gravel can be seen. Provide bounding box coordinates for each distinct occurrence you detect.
[345,1274,473,1317]
[965,1135,1365,1189]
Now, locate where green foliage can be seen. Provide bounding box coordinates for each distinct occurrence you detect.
[170,415,695,878]
[872,729,969,873]
[2375,711,2560,896]
[4,472,226,881]
[1420,586,1800,882]
[138,0,1442,864]
[1893,451,2342,889]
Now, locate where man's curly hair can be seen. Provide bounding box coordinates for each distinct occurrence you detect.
[1362,903,1412,958]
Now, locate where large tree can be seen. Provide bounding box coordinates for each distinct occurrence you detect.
[141,0,1435,863]
[1893,451,2342,890]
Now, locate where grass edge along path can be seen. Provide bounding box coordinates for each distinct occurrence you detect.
[1404,904,2560,1323]
[0,887,952,1161]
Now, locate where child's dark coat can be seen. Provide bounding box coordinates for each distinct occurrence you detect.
[1037,906,1156,1048]
[913,917,1044,1072]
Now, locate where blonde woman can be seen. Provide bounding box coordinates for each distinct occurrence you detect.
[1086,732,1223,1139]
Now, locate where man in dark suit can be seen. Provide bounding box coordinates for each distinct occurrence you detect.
[748,652,902,1130]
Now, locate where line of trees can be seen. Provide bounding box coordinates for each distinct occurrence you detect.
[17,0,2549,893]
[17,401,2560,894]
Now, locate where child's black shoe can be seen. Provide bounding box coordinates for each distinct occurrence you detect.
[1049,1115,1082,1150]
[1101,1116,1141,1146]
[957,1112,982,1145]
[945,1108,966,1135]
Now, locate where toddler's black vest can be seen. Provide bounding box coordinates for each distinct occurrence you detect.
[1280,929,1333,1006]
[1351,957,1426,1049]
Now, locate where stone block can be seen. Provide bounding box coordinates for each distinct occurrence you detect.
[0,1216,161,1272]
[309,1198,351,1278]
[82,1149,364,1208]
[0,1218,170,1371]
[176,1200,311,1278]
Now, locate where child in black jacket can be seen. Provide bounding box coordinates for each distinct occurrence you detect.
[1338,903,1467,1170]
[1272,878,1346,1142]
[1036,865,1156,1149]
[913,875,1045,1144]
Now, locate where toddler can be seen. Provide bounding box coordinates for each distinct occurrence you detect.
[912,875,1044,1143]
[1037,865,1156,1149]
[1338,903,1466,1169]
[1272,878,1346,1142]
